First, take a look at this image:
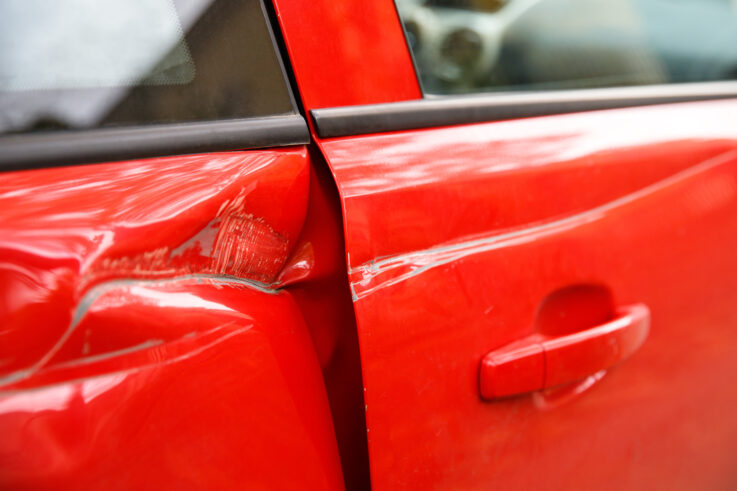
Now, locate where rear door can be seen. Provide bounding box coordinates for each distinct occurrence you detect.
[0,1,345,488]
[276,0,737,488]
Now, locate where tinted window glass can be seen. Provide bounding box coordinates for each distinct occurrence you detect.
[0,0,295,135]
[396,0,737,94]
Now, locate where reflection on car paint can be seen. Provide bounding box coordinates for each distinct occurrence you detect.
[0,278,344,489]
[0,149,309,382]
[317,100,737,489]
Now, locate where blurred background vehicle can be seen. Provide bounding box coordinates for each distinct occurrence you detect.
[396,0,737,93]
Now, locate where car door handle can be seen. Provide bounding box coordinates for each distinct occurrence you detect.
[480,304,650,400]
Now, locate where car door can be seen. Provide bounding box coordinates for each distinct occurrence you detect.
[0,1,348,488]
[275,0,737,489]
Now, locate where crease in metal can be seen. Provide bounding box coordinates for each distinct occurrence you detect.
[0,274,278,387]
[349,148,737,300]
[0,323,249,394]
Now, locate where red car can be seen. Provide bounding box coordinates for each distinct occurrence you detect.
[2,0,737,489]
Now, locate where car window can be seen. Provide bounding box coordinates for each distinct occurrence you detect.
[395,0,737,95]
[0,0,295,136]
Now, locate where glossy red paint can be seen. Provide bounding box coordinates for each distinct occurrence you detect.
[480,304,650,399]
[0,277,343,489]
[0,150,308,380]
[317,101,737,489]
[542,304,649,389]
[479,338,545,399]
[4,2,737,487]
[0,149,346,488]
[323,102,737,267]
[270,0,421,110]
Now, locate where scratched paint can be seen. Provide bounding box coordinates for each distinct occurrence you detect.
[348,149,737,300]
[0,148,310,380]
[88,209,289,286]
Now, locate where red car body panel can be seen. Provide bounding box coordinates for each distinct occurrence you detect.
[2,0,737,488]
[0,150,309,375]
[316,102,737,489]
[0,149,346,489]
[284,153,371,490]
[0,279,343,489]
[271,0,421,109]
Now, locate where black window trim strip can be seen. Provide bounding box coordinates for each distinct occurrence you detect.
[311,81,737,138]
[0,114,310,171]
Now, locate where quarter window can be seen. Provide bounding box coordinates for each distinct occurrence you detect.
[396,0,737,94]
[0,0,296,136]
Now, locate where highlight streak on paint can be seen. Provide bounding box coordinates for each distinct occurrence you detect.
[349,149,737,301]
[0,274,273,388]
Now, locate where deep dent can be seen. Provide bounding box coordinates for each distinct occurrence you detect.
[0,275,269,389]
[85,191,290,288]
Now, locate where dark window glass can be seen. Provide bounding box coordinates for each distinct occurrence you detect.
[396,0,737,94]
[0,0,295,135]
